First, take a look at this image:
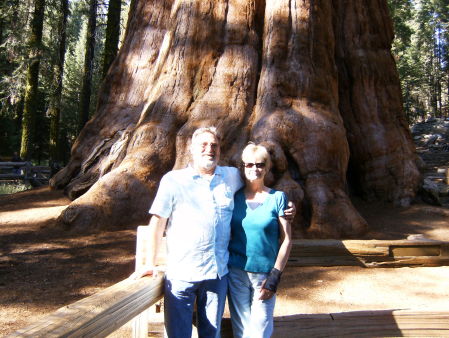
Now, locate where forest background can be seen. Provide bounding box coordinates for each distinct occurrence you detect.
[0,0,448,166]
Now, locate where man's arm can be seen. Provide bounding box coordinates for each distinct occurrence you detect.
[284,201,296,222]
[130,215,167,279]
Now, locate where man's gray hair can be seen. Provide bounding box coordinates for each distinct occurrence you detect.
[191,126,220,144]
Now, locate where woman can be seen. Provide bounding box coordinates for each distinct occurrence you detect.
[228,143,292,338]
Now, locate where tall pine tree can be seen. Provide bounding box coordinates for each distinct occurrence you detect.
[102,0,121,78]
[78,0,98,133]
[48,0,69,164]
[20,0,45,160]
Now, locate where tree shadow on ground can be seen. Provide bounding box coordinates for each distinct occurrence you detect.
[0,187,138,337]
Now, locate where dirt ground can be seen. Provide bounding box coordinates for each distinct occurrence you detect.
[1,187,449,337]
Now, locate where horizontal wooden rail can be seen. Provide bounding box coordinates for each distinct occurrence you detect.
[8,275,164,338]
[268,310,449,337]
[0,162,51,181]
[288,238,449,267]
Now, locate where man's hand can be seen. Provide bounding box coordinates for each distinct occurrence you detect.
[128,265,165,280]
[258,288,275,300]
[284,201,296,222]
[259,280,276,300]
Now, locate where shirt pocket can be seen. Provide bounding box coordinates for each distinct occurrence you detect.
[213,182,233,210]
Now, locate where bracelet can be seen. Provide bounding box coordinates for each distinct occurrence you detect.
[263,268,282,293]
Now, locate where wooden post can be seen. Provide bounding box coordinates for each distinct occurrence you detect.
[132,225,166,338]
[24,162,31,180]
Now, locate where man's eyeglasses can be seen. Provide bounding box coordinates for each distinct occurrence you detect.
[243,162,266,169]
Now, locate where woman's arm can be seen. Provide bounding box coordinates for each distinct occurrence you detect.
[259,216,292,300]
[274,216,292,271]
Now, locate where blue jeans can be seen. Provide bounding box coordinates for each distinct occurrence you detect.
[164,275,228,338]
[228,267,276,338]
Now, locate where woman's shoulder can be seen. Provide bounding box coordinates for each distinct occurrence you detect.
[268,189,287,199]
[268,189,288,209]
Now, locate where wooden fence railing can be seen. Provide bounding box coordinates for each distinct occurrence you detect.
[8,276,164,337]
[8,230,449,337]
[0,162,51,185]
[288,237,449,267]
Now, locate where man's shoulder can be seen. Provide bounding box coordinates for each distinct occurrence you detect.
[217,165,239,177]
[160,167,193,183]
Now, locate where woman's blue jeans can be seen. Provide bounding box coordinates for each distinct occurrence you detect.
[164,275,228,338]
[228,267,276,338]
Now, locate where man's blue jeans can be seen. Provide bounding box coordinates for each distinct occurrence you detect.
[228,267,276,338]
[164,275,228,337]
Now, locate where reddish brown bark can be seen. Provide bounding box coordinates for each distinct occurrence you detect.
[51,0,420,238]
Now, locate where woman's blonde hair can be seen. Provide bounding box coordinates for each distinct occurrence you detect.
[241,143,271,170]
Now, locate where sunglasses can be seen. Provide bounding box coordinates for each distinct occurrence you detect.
[243,162,266,169]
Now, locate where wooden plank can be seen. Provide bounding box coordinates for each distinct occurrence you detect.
[288,239,449,267]
[290,239,447,257]
[287,256,366,267]
[271,310,449,337]
[0,162,27,166]
[272,314,335,338]
[362,256,449,268]
[329,310,449,337]
[391,246,441,257]
[0,174,24,179]
[8,275,164,338]
[288,255,449,267]
[289,240,392,257]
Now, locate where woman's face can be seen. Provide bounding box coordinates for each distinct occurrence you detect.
[243,154,267,182]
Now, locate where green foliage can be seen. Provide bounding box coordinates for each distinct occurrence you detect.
[389,0,449,123]
[0,180,32,195]
[0,0,129,163]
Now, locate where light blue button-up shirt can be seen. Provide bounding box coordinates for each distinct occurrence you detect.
[149,166,243,281]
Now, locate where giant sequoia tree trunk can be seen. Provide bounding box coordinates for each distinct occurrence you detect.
[51,0,421,238]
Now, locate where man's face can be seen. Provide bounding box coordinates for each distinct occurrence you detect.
[191,132,220,171]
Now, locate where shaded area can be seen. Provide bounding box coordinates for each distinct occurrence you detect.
[0,187,136,336]
[355,198,449,240]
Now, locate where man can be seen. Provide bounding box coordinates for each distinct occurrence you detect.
[137,127,294,337]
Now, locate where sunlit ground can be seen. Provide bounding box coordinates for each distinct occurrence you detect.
[276,266,449,315]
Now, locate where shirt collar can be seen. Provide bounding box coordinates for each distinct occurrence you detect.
[187,164,222,178]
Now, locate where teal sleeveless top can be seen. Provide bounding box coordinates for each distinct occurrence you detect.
[228,188,287,273]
